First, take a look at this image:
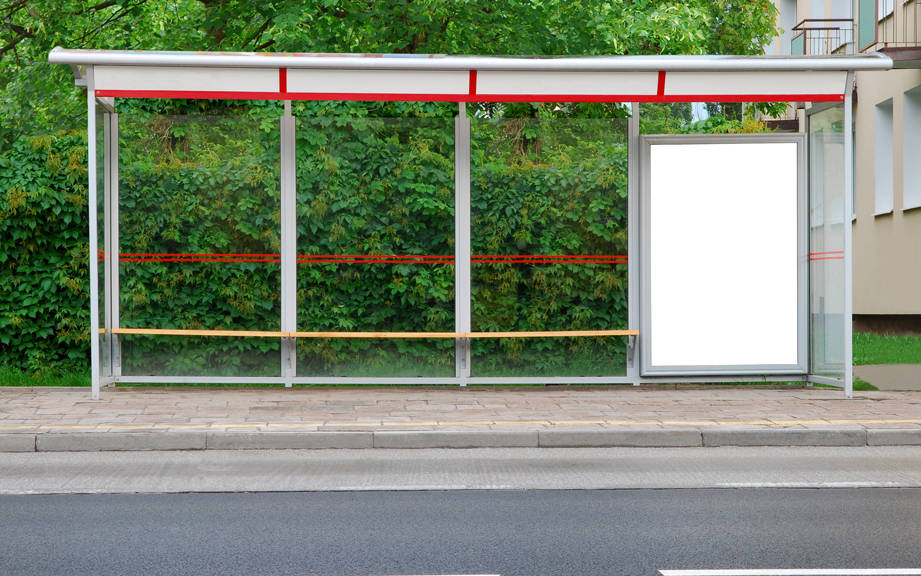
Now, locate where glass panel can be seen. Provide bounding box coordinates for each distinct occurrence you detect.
[96,108,109,378]
[639,102,771,135]
[470,116,629,377]
[118,114,281,377]
[859,0,876,47]
[792,33,806,55]
[295,117,455,377]
[808,105,846,380]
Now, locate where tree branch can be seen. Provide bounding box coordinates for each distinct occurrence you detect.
[242,17,272,50]
[85,0,118,12]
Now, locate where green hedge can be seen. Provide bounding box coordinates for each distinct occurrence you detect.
[1,106,631,377]
[0,130,90,374]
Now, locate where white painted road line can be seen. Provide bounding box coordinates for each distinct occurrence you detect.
[716,482,908,489]
[660,570,921,576]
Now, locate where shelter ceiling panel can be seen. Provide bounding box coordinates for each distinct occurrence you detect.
[94,65,279,93]
[286,69,469,96]
[664,70,847,98]
[476,70,659,97]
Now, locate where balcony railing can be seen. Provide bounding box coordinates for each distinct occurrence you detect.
[859,0,921,53]
[791,19,855,56]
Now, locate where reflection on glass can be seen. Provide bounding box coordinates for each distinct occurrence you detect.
[808,106,846,379]
[470,117,629,376]
[118,114,281,377]
[295,117,455,377]
[639,102,774,135]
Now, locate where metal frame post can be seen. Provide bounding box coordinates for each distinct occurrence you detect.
[628,103,640,385]
[455,103,472,385]
[843,71,855,398]
[281,100,296,387]
[87,66,100,399]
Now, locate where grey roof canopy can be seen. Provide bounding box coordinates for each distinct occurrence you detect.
[50,48,881,398]
[50,48,892,103]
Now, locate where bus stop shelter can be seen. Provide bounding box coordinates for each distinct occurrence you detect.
[49,48,894,399]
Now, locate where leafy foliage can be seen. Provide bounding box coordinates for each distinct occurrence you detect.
[0,130,90,373]
[0,0,781,375]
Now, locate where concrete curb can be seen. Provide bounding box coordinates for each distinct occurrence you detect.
[702,428,867,447]
[35,432,206,452]
[2,428,921,452]
[205,432,372,450]
[538,429,701,447]
[867,428,921,446]
[373,431,538,449]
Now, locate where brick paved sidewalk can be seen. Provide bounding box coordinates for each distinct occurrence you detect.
[2,386,921,433]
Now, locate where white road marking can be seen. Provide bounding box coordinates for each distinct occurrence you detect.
[660,570,921,575]
[716,482,907,489]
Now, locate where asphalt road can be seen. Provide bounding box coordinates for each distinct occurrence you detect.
[2,489,921,576]
[3,446,921,493]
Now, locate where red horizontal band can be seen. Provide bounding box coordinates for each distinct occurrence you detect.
[95,89,844,103]
[809,250,845,256]
[102,252,629,265]
[120,257,280,262]
[809,256,844,261]
[299,258,454,264]
[121,252,278,257]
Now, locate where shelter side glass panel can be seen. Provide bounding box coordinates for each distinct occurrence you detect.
[117,114,281,377]
[294,117,455,378]
[469,116,630,377]
[808,106,845,380]
[97,108,109,378]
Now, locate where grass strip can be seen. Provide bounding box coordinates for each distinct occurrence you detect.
[853,332,921,365]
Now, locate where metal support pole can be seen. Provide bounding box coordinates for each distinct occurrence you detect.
[87,66,100,400]
[628,103,640,385]
[281,100,296,387]
[455,103,472,385]
[843,72,855,398]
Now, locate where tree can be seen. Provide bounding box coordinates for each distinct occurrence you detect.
[1,0,779,143]
[0,0,780,373]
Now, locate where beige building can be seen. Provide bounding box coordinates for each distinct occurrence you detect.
[771,0,921,332]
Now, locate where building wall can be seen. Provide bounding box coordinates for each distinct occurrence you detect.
[853,68,921,314]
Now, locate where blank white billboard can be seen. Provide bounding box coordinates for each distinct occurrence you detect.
[646,141,800,371]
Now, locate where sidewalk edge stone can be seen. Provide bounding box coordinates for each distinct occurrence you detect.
[206,431,372,450]
[372,430,538,449]
[867,428,921,446]
[539,429,702,447]
[0,434,36,452]
[36,432,206,452]
[702,428,867,447]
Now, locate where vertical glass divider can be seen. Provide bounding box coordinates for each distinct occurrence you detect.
[281,102,297,387]
[455,103,472,385]
[843,73,855,398]
[87,65,100,400]
[628,103,640,385]
[103,111,112,383]
[110,112,121,380]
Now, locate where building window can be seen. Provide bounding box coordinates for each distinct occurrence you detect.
[905,85,921,210]
[878,0,894,19]
[875,98,894,215]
